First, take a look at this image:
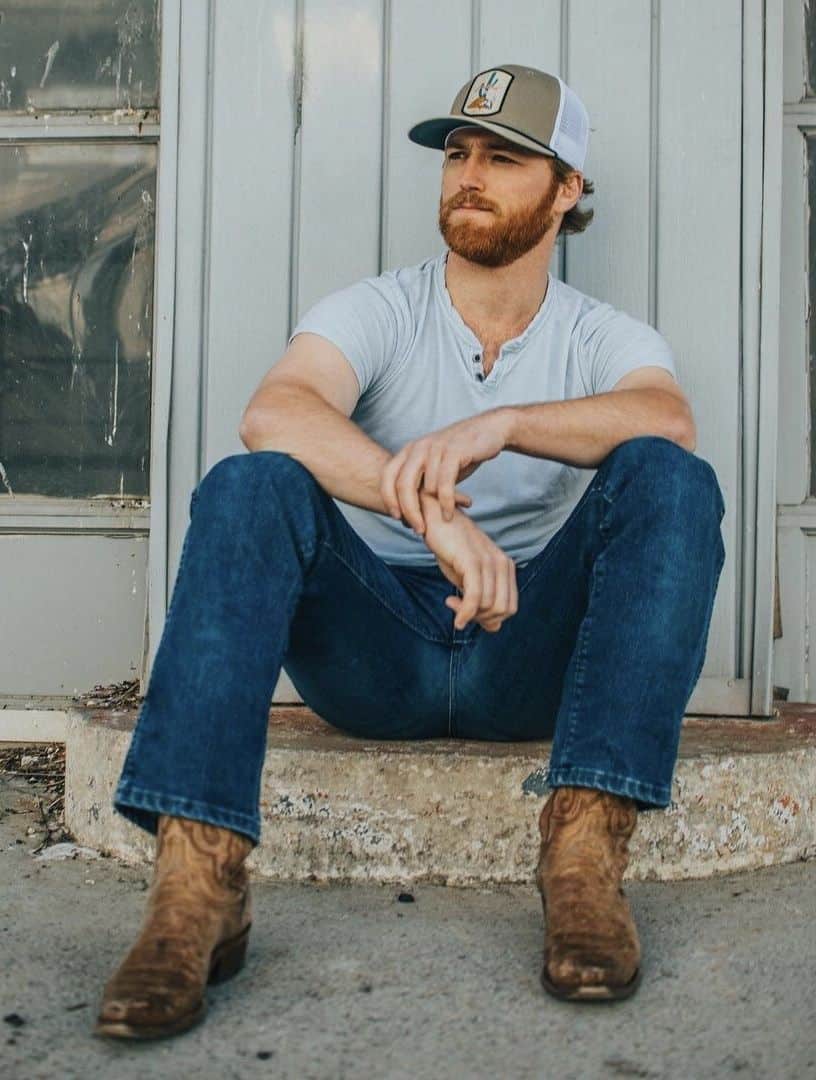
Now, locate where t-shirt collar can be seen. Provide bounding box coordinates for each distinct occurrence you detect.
[433,250,556,352]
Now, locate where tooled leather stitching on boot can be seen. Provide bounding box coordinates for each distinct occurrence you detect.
[97,815,253,1033]
[536,786,640,993]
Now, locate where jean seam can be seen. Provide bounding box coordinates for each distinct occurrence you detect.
[317,539,448,644]
[159,524,197,637]
[519,482,603,597]
[448,646,457,736]
[680,544,727,704]
[555,546,607,767]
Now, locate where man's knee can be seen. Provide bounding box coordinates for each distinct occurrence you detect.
[193,450,322,512]
[599,436,725,525]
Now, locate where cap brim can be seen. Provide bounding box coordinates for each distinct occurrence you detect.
[408,116,557,157]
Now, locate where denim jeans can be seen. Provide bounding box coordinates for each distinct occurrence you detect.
[114,436,726,845]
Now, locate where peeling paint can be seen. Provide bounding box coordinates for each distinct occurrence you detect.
[105,340,120,447]
[113,2,149,108]
[19,233,31,303]
[39,40,60,89]
[0,460,14,496]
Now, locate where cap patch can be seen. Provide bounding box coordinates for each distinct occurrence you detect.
[462,70,513,116]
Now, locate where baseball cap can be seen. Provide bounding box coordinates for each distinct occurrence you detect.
[408,64,590,173]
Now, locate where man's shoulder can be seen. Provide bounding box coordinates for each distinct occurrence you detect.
[365,253,441,296]
[552,276,609,323]
[331,253,440,310]
[555,278,659,342]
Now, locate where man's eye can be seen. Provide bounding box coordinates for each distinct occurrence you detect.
[494,155,515,163]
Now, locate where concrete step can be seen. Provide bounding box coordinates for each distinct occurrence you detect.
[65,705,816,885]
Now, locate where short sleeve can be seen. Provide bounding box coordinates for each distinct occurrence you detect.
[287,278,405,398]
[578,303,678,397]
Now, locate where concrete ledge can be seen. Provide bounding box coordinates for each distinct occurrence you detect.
[65,705,816,884]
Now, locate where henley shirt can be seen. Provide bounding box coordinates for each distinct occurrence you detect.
[287,251,678,566]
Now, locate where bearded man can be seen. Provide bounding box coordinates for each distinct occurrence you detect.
[97,64,725,1039]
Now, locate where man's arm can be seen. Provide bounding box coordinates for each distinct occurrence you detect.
[239,332,471,517]
[381,370,695,529]
[503,385,695,465]
[240,333,396,514]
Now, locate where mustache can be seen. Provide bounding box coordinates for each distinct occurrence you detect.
[444,193,497,213]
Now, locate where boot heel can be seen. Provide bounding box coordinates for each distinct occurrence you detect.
[208,925,251,985]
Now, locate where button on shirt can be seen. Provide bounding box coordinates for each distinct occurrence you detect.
[287,251,678,566]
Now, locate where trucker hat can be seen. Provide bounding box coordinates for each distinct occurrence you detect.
[408,64,590,173]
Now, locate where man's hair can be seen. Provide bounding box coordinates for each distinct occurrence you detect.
[552,157,594,235]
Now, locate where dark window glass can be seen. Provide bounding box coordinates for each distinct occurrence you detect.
[0,141,156,497]
[0,0,159,113]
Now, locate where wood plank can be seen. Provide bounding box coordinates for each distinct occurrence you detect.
[476,0,561,75]
[294,0,384,313]
[777,125,809,506]
[383,0,472,270]
[566,0,652,319]
[204,0,297,471]
[656,0,743,678]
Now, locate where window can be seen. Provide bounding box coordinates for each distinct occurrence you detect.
[0,0,159,500]
[0,0,159,113]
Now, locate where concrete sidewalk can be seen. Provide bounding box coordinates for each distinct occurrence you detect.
[2,768,815,1080]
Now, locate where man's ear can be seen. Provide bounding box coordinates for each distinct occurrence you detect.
[557,170,583,213]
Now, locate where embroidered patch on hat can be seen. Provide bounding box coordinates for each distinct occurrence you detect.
[462,69,513,116]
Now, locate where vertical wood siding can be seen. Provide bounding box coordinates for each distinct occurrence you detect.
[181,0,751,702]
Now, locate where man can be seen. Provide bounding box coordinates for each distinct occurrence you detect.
[96,65,726,1038]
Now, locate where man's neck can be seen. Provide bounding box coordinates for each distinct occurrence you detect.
[444,244,554,336]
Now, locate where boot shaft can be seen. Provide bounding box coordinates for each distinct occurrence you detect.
[152,816,253,902]
[537,786,638,885]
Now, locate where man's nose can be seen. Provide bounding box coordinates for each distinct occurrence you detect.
[458,155,486,189]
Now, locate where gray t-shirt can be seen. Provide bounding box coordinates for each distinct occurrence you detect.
[288,251,678,566]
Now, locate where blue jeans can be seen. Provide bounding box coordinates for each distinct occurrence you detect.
[114,436,726,845]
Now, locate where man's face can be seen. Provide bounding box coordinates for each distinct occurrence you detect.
[438,128,566,268]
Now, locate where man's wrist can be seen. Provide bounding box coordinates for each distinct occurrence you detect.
[492,406,517,451]
[418,489,465,532]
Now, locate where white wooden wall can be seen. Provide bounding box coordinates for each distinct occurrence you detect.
[151,0,781,716]
[774,0,815,700]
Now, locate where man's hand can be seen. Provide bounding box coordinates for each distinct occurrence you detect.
[380,409,512,534]
[419,492,518,632]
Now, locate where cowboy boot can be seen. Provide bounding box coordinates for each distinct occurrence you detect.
[95,815,253,1040]
[535,785,641,1002]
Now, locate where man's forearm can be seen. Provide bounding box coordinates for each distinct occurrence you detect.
[498,389,695,468]
[239,384,394,514]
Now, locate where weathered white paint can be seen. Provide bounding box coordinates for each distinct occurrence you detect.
[0,710,68,743]
[751,0,783,715]
[773,0,816,701]
[566,0,652,321]
[0,534,147,696]
[656,0,743,693]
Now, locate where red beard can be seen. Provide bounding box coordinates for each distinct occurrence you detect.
[438,176,560,268]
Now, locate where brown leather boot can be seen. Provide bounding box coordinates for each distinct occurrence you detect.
[535,785,641,1002]
[95,815,253,1040]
